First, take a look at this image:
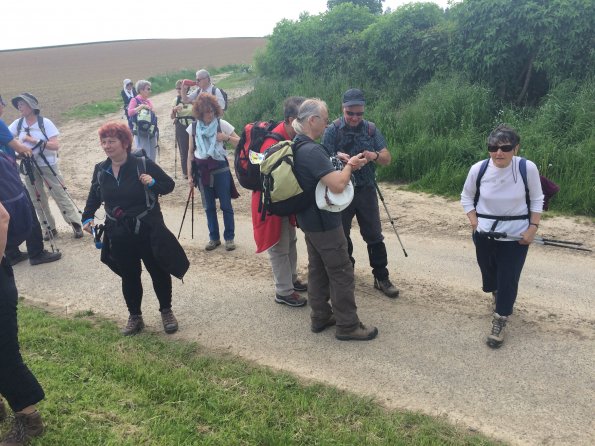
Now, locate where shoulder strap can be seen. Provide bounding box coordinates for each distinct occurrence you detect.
[211,86,217,96]
[333,118,341,129]
[17,118,24,135]
[37,115,49,141]
[473,159,490,209]
[519,157,530,214]
[366,121,376,137]
[192,121,197,138]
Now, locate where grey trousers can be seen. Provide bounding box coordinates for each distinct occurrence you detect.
[267,217,298,296]
[22,164,80,231]
[303,226,360,331]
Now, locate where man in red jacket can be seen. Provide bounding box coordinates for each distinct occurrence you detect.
[251,97,308,307]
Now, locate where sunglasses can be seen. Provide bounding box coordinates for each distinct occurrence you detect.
[488,144,515,153]
[345,111,364,117]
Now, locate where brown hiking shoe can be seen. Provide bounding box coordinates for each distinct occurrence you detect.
[0,399,6,422]
[335,322,379,341]
[374,278,399,298]
[161,309,179,334]
[121,315,144,336]
[311,314,336,333]
[487,313,508,349]
[275,292,307,307]
[0,411,44,445]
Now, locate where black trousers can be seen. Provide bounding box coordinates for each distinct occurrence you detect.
[175,120,191,176]
[473,232,529,316]
[341,186,389,280]
[109,228,172,316]
[5,188,44,259]
[0,259,45,412]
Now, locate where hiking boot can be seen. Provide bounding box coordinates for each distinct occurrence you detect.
[0,399,6,422]
[225,240,236,251]
[275,292,307,307]
[374,277,400,298]
[72,223,84,239]
[311,314,336,333]
[7,251,29,267]
[293,279,308,292]
[335,322,379,341]
[42,228,58,241]
[487,313,508,349]
[0,410,44,445]
[205,240,221,251]
[161,309,178,334]
[29,250,61,266]
[121,315,144,336]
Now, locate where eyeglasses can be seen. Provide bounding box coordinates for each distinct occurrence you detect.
[487,144,515,153]
[314,115,329,124]
[145,87,152,91]
[196,77,208,81]
[345,111,364,117]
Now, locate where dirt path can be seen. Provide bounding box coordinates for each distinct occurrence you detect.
[14,86,595,446]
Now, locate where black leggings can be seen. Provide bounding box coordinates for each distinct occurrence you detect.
[0,260,45,411]
[109,230,172,315]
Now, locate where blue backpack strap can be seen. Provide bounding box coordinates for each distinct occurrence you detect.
[473,159,490,209]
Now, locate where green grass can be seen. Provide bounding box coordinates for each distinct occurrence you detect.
[7,304,502,446]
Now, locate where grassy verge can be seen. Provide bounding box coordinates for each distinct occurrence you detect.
[61,64,254,121]
[7,304,501,446]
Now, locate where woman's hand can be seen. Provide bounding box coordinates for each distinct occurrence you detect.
[467,210,478,233]
[336,151,350,163]
[83,220,94,234]
[347,153,367,170]
[188,176,194,188]
[139,174,154,186]
[216,132,230,143]
[519,225,538,245]
[22,134,38,145]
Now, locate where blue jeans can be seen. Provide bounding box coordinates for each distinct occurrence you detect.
[202,162,235,241]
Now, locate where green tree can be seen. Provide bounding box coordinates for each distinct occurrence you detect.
[327,0,384,14]
[450,0,595,104]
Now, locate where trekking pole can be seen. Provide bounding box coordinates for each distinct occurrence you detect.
[173,121,178,179]
[177,186,193,239]
[479,231,592,252]
[35,147,83,215]
[191,185,194,240]
[373,180,408,257]
[20,158,59,252]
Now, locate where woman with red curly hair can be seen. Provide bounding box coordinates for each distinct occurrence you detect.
[82,122,189,336]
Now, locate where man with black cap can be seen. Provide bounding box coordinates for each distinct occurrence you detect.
[0,94,61,266]
[322,88,399,298]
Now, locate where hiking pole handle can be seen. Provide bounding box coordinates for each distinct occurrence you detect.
[373,181,408,257]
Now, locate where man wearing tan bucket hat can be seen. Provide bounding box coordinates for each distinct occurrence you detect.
[8,93,84,241]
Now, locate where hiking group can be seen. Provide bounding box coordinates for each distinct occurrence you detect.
[0,75,550,444]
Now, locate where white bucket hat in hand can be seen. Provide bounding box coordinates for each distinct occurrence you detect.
[315,180,354,212]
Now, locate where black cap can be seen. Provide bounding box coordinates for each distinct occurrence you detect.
[342,88,365,107]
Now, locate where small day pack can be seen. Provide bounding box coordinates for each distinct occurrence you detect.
[234,120,283,191]
[131,96,158,137]
[259,140,311,219]
[211,86,228,111]
[0,152,32,246]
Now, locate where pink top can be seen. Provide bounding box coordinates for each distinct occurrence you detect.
[127,95,154,116]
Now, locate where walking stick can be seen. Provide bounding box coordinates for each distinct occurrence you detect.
[373,180,408,257]
[173,122,178,179]
[478,231,592,252]
[177,186,193,239]
[191,185,194,239]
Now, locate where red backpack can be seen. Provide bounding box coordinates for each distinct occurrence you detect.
[233,121,283,191]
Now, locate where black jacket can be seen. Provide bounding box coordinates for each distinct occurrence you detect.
[83,154,189,279]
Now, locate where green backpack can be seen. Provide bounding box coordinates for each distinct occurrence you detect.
[259,139,312,220]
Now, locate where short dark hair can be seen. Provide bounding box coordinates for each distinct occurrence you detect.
[488,124,520,147]
[283,96,306,123]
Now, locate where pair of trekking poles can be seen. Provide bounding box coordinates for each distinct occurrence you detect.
[477,230,592,252]
[20,143,83,253]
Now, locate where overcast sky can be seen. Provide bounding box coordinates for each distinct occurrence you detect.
[1,0,451,51]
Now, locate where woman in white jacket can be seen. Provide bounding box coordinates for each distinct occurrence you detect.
[461,125,543,348]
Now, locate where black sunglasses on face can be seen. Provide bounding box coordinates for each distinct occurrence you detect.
[488,144,515,153]
[345,111,364,117]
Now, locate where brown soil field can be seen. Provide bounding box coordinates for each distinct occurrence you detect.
[0,38,266,125]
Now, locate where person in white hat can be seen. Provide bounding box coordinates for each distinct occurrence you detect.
[8,93,84,241]
[322,88,399,298]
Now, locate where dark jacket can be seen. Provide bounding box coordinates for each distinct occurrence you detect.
[82,153,189,279]
[121,88,137,116]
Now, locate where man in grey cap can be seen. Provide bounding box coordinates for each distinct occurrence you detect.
[322,88,399,298]
[180,69,226,111]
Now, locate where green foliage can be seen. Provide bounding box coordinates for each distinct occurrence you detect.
[62,100,121,120]
[363,2,448,93]
[327,0,384,14]
[14,305,501,445]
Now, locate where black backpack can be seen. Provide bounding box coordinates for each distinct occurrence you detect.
[234,121,284,191]
[0,153,33,246]
[211,86,228,111]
